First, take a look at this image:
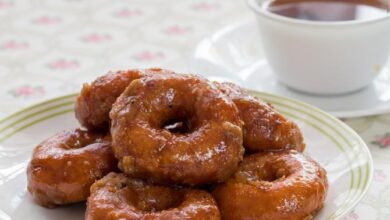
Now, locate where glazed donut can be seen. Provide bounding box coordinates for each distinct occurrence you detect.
[212,150,328,220]
[86,173,221,220]
[216,82,305,152]
[27,128,117,208]
[110,73,244,185]
[75,68,173,130]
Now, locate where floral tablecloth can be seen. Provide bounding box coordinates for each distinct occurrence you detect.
[0,0,389,219]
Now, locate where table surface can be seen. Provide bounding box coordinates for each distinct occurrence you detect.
[0,0,389,219]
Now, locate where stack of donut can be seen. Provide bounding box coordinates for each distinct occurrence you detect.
[27,68,328,220]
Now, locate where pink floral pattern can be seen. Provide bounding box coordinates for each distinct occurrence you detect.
[374,169,387,182]
[0,40,29,50]
[0,0,13,8]
[371,133,390,148]
[192,2,220,11]
[0,1,389,219]
[80,33,112,43]
[8,85,45,98]
[46,59,79,70]
[113,8,143,18]
[342,210,359,220]
[31,15,62,25]
[164,25,192,35]
[132,50,165,61]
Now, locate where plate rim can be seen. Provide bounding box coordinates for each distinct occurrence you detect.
[0,92,374,220]
[191,19,390,118]
[249,91,374,220]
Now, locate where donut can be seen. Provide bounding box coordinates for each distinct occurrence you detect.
[212,150,328,220]
[27,128,117,208]
[215,82,305,152]
[110,73,244,185]
[75,68,173,131]
[86,173,221,220]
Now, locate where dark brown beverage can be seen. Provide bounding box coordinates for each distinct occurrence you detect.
[265,0,390,21]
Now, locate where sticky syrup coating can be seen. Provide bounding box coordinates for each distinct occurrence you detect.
[215,82,305,152]
[86,173,221,220]
[212,151,328,220]
[110,73,244,186]
[75,68,173,130]
[27,128,117,208]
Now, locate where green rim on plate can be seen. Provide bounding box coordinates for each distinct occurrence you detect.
[253,91,372,220]
[0,92,373,220]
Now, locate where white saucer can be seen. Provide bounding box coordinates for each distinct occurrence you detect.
[190,20,390,118]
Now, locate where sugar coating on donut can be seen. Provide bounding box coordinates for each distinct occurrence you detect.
[215,82,305,153]
[212,151,328,220]
[110,73,244,186]
[27,128,117,208]
[86,172,221,220]
[75,68,174,130]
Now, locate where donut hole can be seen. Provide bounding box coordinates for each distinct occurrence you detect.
[259,166,289,182]
[160,109,197,134]
[126,187,185,212]
[163,118,192,134]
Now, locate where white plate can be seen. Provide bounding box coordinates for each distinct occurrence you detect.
[191,20,390,118]
[0,93,372,220]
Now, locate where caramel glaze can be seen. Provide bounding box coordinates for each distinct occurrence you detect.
[86,173,220,220]
[75,68,174,131]
[212,150,328,220]
[216,82,305,152]
[110,73,244,186]
[27,128,117,208]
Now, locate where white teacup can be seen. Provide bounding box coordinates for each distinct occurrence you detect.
[248,0,390,95]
